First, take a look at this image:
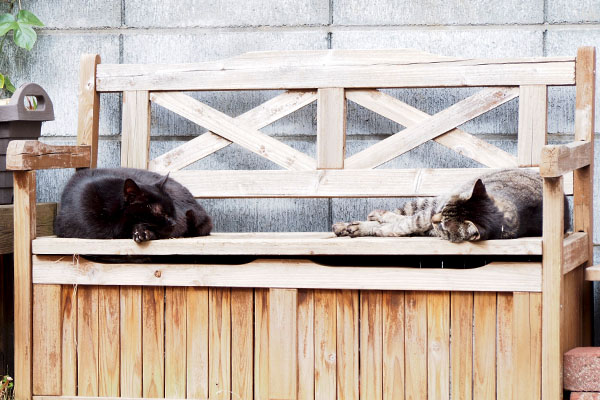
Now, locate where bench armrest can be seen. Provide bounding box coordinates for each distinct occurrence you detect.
[6,140,91,171]
[539,140,592,177]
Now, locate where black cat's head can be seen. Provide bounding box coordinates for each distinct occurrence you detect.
[123,176,177,237]
[431,179,501,243]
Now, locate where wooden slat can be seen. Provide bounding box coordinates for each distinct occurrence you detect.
[142,287,164,398]
[6,141,91,171]
[209,288,231,400]
[529,293,543,400]
[496,293,513,400]
[314,290,336,400]
[61,286,77,396]
[404,291,427,399]
[563,230,589,275]
[512,293,531,399]
[32,285,61,395]
[541,176,565,400]
[450,292,473,400]
[98,287,120,397]
[540,141,592,177]
[345,87,519,169]
[336,290,358,400]
[95,51,576,91]
[186,287,208,399]
[31,232,554,257]
[78,286,99,396]
[473,292,496,399]
[0,202,56,255]
[427,292,449,400]
[120,287,142,397]
[562,266,583,357]
[517,85,548,167]
[297,290,314,400]
[77,54,100,167]
[585,265,600,281]
[254,289,269,400]
[33,257,544,292]
[574,46,595,346]
[269,289,298,400]
[345,89,518,168]
[231,288,253,400]
[150,92,316,171]
[165,287,186,398]
[121,91,151,169]
[149,90,317,173]
[13,171,35,400]
[382,292,404,400]
[360,291,382,400]
[317,88,346,169]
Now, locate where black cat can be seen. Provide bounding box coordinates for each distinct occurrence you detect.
[54,168,212,242]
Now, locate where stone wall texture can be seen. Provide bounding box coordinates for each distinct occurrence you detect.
[4,0,600,342]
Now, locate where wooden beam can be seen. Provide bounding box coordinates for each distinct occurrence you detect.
[585,265,600,281]
[149,90,317,173]
[6,141,91,171]
[517,85,548,167]
[563,231,589,275]
[540,141,592,177]
[345,89,518,168]
[77,54,101,168]
[150,92,316,171]
[0,203,56,255]
[345,87,519,169]
[317,88,346,169]
[32,256,543,292]
[121,91,151,169]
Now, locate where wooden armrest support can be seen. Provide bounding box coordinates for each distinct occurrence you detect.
[6,140,91,171]
[585,265,600,281]
[540,140,592,177]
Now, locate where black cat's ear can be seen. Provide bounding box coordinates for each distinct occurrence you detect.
[470,179,488,199]
[156,173,170,191]
[124,179,142,203]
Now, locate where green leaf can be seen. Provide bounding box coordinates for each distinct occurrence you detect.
[0,13,15,24]
[17,10,43,26]
[0,21,17,36]
[0,73,5,89]
[13,23,36,50]
[5,76,16,93]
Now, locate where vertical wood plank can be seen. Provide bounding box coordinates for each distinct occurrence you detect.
[517,85,548,166]
[120,286,142,397]
[562,267,583,354]
[209,288,231,400]
[541,176,564,400]
[98,286,120,397]
[314,289,336,400]
[297,290,314,400]
[61,286,77,396]
[450,292,473,400]
[121,90,151,169]
[77,285,99,396]
[496,293,513,400]
[383,292,404,400]
[360,291,383,400]
[427,292,449,400]
[76,54,100,168]
[337,290,358,400]
[473,292,496,399]
[529,293,543,400]
[513,292,532,399]
[231,288,253,400]
[574,46,595,346]
[404,291,427,400]
[32,285,61,395]
[187,287,208,399]
[317,87,346,169]
[269,289,298,400]
[143,287,165,398]
[165,287,186,398]
[13,171,35,400]
[254,289,269,400]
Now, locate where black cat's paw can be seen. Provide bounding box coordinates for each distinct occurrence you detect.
[133,227,157,243]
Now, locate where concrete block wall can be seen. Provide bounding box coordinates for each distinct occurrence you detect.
[3,1,600,340]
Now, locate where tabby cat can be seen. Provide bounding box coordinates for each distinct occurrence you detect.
[333,169,568,242]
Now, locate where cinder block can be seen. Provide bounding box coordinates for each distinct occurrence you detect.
[124,0,329,27]
[333,0,543,25]
[571,392,600,400]
[29,0,121,28]
[548,0,600,23]
[0,34,121,138]
[564,347,600,392]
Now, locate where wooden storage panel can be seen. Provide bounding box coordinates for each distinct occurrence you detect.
[32,285,545,400]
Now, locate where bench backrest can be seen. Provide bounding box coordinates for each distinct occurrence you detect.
[78,48,588,198]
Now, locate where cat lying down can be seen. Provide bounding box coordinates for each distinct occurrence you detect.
[54,168,212,242]
[333,169,569,243]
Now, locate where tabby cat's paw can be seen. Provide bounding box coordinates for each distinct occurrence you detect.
[133,228,157,243]
[332,222,350,236]
[368,209,389,223]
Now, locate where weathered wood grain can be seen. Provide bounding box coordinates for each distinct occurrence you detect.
[6,141,91,171]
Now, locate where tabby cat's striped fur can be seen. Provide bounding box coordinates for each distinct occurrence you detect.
[333,169,568,243]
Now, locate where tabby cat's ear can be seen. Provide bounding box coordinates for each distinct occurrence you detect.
[156,173,170,191]
[470,179,488,199]
[124,179,142,203]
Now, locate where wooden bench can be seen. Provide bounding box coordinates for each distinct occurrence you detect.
[7,47,596,400]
